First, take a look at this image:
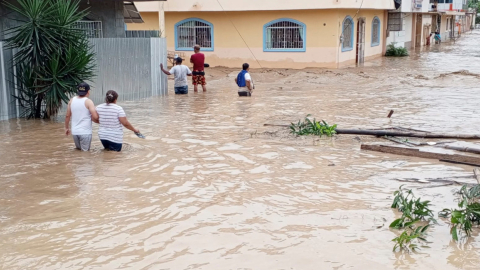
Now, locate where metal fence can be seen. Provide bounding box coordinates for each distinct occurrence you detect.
[0,38,168,121]
[73,21,103,38]
[125,30,161,38]
[0,42,18,121]
[86,38,168,104]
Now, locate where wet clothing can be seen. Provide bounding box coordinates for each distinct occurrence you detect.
[101,139,122,152]
[169,65,192,87]
[237,71,253,95]
[96,103,126,144]
[174,85,188,94]
[192,71,206,86]
[73,134,92,151]
[190,53,205,71]
[71,96,92,136]
[238,92,252,97]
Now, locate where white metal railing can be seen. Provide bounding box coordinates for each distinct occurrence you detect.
[125,30,161,38]
[73,21,103,38]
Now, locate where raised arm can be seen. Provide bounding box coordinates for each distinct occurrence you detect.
[86,99,99,123]
[119,117,139,133]
[160,63,171,75]
[65,99,72,135]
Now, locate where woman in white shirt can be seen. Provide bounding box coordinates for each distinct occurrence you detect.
[96,90,140,152]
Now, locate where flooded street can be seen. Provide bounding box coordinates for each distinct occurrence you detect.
[2,31,480,269]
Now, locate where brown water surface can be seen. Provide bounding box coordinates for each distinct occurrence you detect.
[2,32,480,269]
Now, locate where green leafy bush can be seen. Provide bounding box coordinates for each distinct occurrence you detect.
[5,0,95,118]
[385,43,409,57]
[439,185,480,241]
[289,115,337,137]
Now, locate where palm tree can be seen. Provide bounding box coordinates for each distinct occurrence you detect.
[4,0,95,118]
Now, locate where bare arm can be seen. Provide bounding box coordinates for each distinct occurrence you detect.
[119,117,139,133]
[86,99,99,123]
[160,63,171,75]
[65,99,72,135]
[246,80,252,92]
[235,77,238,84]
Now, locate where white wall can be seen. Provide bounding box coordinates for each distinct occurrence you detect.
[386,13,413,48]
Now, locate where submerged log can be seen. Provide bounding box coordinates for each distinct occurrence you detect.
[263,124,480,139]
[361,144,480,167]
[337,129,480,139]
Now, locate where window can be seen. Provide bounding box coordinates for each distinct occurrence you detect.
[342,16,354,51]
[263,19,306,52]
[388,12,402,31]
[175,18,213,51]
[371,16,380,46]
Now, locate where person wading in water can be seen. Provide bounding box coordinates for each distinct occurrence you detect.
[95,90,140,152]
[190,45,207,92]
[235,63,254,96]
[160,58,192,94]
[65,82,99,151]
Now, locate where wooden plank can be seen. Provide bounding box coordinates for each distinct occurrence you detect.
[338,129,480,139]
[361,144,480,166]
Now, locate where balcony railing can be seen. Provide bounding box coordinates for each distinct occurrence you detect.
[73,21,103,38]
[125,30,162,38]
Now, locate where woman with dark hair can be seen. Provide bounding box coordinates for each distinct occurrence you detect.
[95,90,140,152]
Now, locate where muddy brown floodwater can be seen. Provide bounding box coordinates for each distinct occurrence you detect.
[3,32,480,270]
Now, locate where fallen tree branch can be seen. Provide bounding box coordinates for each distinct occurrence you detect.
[263,124,480,139]
[361,144,480,166]
[339,129,480,139]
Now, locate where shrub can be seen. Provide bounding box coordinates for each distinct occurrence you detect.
[385,43,409,57]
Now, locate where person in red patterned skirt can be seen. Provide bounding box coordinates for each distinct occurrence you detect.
[190,45,207,92]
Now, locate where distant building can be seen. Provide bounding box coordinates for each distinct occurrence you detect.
[386,0,469,48]
[130,0,396,68]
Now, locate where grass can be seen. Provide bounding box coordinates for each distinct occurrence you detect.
[385,43,409,57]
[290,115,337,137]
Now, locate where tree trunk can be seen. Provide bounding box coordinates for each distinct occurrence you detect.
[35,93,43,118]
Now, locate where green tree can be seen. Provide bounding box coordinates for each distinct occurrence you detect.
[4,0,95,119]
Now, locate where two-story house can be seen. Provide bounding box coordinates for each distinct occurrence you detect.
[130,0,396,69]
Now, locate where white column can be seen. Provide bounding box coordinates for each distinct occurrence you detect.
[158,2,166,37]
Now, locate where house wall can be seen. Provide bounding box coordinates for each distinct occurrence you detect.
[386,13,414,49]
[164,9,385,69]
[152,0,394,12]
[126,12,160,30]
[79,0,125,38]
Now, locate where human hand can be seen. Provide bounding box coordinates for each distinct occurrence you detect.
[134,128,140,133]
[160,63,164,69]
[65,128,71,136]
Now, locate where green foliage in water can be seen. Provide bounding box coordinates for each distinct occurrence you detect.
[392,225,429,253]
[390,186,436,229]
[439,185,480,241]
[390,186,436,253]
[5,0,95,119]
[290,115,337,137]
[385,43,409,57]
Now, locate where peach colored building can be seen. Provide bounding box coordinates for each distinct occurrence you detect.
[129,0,395,69]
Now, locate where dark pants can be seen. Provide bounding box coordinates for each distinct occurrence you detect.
[101,140,122,152]
[174,86,188,94]
[238,92,251,97]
